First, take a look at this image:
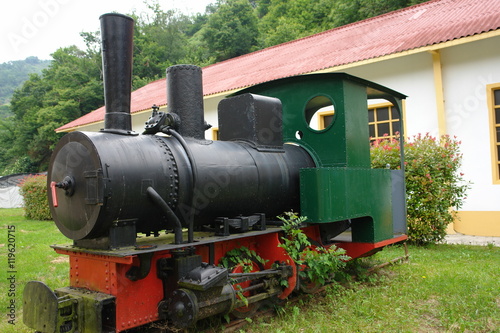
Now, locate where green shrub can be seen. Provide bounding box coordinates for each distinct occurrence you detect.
[371,133,470,245]
[1,156,38,175]
[19,174,52,220]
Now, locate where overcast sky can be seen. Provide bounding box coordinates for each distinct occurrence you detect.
[0,0,213,64]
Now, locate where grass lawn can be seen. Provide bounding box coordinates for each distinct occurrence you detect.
[1,208,69,333]
[1,208,499,333]
[240,244,500,333]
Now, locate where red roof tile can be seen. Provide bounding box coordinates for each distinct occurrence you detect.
[58,0,500,131]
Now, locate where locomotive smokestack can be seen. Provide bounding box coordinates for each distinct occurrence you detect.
[166,65,205,139]
[100,13,134,133]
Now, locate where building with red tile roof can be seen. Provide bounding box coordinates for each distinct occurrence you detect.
[58,0,500,132]
[57,0,500,236]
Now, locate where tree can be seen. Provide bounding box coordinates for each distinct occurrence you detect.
[261,16,306,47]
[202,0,259,61]
[328,0,429,28]
[130,3,216,88]
[0,57,50,106]
[3,46,103,173]
[327,0,363,27]
[257,0,430,48]
[258,0,337,47]
[1,73,44,173]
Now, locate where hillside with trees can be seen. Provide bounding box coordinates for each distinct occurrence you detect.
[0,0,427,175]
[0,57,51,115]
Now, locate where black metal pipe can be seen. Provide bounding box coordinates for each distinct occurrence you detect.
[166,65,205,139]
[100,13,134,133]
[146,187,183,244]
[229,270,281,280]
[237,282,266,293]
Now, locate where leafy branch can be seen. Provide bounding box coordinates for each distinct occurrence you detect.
[278,211,350,287]
[219,246,268,273]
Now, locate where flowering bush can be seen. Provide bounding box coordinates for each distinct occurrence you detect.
[371,133,470,245]
[19,174,52,220]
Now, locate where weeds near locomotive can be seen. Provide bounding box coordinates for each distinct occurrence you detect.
[277,212,350,286]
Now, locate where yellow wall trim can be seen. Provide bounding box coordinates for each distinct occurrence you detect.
[430,50,446,136]
[452,211,500,236]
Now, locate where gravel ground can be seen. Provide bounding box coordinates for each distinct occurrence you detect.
[444,233,500,246]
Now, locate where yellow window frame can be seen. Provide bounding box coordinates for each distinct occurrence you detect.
[368,102,400,141]
[487,83,500,184]
[212,127,219,140]
[316,110,335,130]
[317,102,402,141]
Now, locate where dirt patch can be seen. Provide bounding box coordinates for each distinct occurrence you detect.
[51,256,69,264]
[416,296,442,333]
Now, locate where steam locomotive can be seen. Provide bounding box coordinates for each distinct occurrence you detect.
[23,13,407,332]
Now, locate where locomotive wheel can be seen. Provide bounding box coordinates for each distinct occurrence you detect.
[230,259,263,319]
[298,274,322,294]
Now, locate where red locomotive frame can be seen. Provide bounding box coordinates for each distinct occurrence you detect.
[51,226,405,332]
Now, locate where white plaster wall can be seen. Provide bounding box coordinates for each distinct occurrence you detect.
[343,52,438,137]
[203,95,225,139]
[131,109,159,133]
[73,122,104,133]
[440,37,500,211]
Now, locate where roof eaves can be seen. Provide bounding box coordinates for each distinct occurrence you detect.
[56,119,103,133]
[310,29,500,75]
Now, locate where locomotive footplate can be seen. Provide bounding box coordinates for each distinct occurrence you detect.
[51,226,283,258]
